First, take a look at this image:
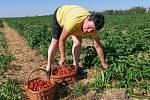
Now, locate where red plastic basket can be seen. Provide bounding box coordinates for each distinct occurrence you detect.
[25,68,55,100]
[51,65,77,85]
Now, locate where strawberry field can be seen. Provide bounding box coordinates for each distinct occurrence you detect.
[1,12,150,99]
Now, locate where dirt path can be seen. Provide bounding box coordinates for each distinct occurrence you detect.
[0,21,47,87]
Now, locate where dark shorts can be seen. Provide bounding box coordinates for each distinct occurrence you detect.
[51,7,63,39]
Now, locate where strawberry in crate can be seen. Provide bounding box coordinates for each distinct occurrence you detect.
[51,65,77,85]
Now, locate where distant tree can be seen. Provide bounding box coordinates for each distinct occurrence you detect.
[103,10,115,15]
[148,7,150,12]
[89,11,103,16]
[93,6,148,15]
[114,10,124,14]
[128,7,146,13]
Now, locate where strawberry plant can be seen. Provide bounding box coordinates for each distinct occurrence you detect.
[70,82,85,96]
[0,32,8,53]
[0,54,15,75]
[0,32,15,75]
[82,46,98,68]
[0,80,22,100]
[0,19,3,28]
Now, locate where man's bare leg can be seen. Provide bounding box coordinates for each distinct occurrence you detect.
[46,38,59,71]
[71,35,82,69]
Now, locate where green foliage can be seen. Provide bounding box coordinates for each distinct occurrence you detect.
[82,46,98,68]
[0,32,15,75]
[89,70,107,91]
[71,82,85,96]
[0,54,15,75]
[0,19,3,28]
[5,16,52,57]
[66,38,73,56]
[0,80,22,100]
[82,13,150,97]
[0,32,8,52]
[27,25,51,48]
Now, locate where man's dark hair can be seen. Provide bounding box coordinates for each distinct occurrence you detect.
[89,13,105,30]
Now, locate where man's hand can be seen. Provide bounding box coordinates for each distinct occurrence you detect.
[58,29,69,66]
[102,62,109,69]
[92,38,109,70]
[59,57,66,66]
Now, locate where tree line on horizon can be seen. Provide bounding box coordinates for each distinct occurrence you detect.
[90,6,150,15]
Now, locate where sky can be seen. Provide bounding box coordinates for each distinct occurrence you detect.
[0,0,150,18]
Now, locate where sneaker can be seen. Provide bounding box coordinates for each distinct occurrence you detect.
[77,67,84,75]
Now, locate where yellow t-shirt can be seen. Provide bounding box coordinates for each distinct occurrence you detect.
[56,5,97,38]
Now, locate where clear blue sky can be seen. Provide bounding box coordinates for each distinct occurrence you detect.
[0,0,150,18]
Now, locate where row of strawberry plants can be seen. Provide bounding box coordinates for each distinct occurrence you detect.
[0,19,3,28]
[82,13,150,97]
[0,31,22,100]
[0,80,22,100]
[0,32,14,75]
[5,16,52,57]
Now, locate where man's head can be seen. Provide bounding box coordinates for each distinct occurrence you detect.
[83,13,105,33]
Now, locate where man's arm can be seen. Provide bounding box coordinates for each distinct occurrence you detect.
[59,28,69,65]
[92,37,109,69]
